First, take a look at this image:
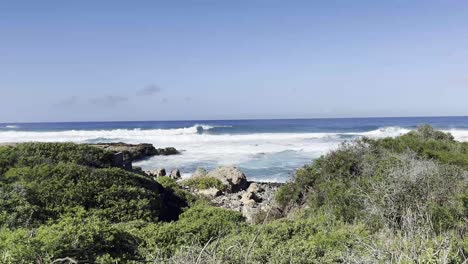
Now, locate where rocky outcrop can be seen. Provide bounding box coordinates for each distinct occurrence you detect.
[211,181,283,223]
[204,166,248,193]
[143,165,283,223]
[158,147,179,156]
[91,143,179,162]
[148,168,166,178]
[90,143,179,171]
[170,169,181,180]
[184,166,283,223]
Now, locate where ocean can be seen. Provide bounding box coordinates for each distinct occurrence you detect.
[2,116,468,182]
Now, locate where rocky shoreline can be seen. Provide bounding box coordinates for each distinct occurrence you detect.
[3,142,283,223]
[91,142,179,161]
[89,142,179,170]
[210,181,283,223]
[147,165,283,223]
[91,142,283,223]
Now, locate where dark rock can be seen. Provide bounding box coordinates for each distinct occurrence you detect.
[90,143,179,171]
[157,147,179,156]
[148,168,166,177]
[91,143,179,162]
[170,169,181,180]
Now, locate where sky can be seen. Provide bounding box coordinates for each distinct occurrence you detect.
[1,0,468,122]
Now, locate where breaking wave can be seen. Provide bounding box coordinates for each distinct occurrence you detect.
[0,125,465,144]
[1,125,20,129]
[1,124,468,182]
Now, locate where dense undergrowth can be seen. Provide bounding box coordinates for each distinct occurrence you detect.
[0,126,467,263]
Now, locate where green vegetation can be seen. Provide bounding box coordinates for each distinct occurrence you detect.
[0,126,467,263]
[276,125,467,262]
[181,176,226,191]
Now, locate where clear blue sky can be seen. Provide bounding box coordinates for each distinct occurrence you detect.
[1,0,468,122]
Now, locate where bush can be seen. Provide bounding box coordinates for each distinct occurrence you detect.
[1,163,170,226]
[0,209,140,263]
[0,143,115,175]
[136,203,245,259]
[160,212,368,264]
[181,176,226,191]
[275,125,468,261]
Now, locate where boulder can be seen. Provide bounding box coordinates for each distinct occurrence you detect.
[157,147,179,156]
[241,191,262,206]
[197,187,222,198]
[148,168,166,177]
[170,169,181,180]
[206,166,248,193]
[241,206,260,223]
[247,182,263,193]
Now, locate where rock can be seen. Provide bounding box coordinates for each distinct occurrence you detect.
[91,143,158,161]
[148,168,166,177]
[192,167,208,178]
[170,169,181,180]
[209,182,284,222]
[197,187,222,198]
[241,206,261,223]
[206,166,248,193]
[91,143,179,162]
[241,191,262,206]
[247,182,263,193]
[157,147,179,156]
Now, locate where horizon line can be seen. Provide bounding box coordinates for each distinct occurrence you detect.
[2,115,468,125]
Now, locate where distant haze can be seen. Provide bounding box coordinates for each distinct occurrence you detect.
[1,1,468,122]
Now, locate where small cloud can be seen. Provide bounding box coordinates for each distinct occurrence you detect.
[90,95,128,107]
[137,85,162,96]
[184,97,192,102]
[53,96,79,108]
[161,98,169,104]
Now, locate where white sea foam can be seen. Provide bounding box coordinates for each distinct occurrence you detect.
[2,125,467,182]
[3,125,19,129]
[342,126,412,138]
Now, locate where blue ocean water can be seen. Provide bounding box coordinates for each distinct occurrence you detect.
[2,116,468,182]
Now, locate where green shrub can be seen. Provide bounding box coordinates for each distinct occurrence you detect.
[274,125,468,261]
[137,203,245,258]
[1,163,169,225]
[0,143,115,175]
[161,212,368,264]
[0,209,140,263]
[181,176,226,191]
